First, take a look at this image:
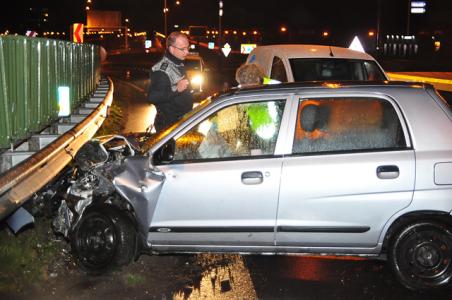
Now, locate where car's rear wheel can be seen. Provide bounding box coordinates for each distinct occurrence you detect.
[388,220,452,290]
[71,205,136,273]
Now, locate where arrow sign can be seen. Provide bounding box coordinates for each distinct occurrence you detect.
[72,23,84,43]
[222,43,231,57]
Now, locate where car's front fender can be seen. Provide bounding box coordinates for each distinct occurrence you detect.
[113,156,166,237]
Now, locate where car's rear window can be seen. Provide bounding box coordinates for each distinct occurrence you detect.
[289,58,386,82]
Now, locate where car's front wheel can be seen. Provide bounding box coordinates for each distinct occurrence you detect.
[71,205,136,273]
[388,220,452,290]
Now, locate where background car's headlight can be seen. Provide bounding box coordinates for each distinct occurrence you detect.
[191,74,204,86]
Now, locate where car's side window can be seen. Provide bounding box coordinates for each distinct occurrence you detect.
[292,97,406,154]
[364,61,386,81]
[270,56,288,82]
[174,100,286,161]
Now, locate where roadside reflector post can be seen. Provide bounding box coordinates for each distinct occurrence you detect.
[58,86,71,117]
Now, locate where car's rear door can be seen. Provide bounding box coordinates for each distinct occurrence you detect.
[276,94,415,250]
[149,96,291,251]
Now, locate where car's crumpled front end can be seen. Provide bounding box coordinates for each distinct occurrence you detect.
[52,134,165,240]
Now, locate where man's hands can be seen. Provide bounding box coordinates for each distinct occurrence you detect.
[176,77,190,92]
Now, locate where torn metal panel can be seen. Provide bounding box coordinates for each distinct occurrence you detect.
[53,200,73,237]
[51,134,155,238]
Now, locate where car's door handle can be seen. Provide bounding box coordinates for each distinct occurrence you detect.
[241,171,263,185]
[376,165,399,179]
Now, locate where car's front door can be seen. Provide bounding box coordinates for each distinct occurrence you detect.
[276,96,415,250]
[149,98,287,251]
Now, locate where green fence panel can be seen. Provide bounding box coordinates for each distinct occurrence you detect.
[29,39,41,132]
[76,45,82,106]
[0,36,100,149]
[10,37,28,140]
[48,39,58,122]
[0,38,11,148]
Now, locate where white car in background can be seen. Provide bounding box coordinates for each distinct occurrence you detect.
[184,53,206,96]
[246,44,388,82]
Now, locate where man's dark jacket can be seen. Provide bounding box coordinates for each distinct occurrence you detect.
[148,51,193,130]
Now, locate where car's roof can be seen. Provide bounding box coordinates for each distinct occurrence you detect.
[250,44,377,61]
[218,81,433,98]
[186,53,202,60]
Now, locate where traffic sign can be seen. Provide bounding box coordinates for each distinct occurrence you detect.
[411,1,426,14]
[349,36,365,53]
[222,43,231,57]
[25,30,37,37]
[72,23,84,43]
[240,44,257,54]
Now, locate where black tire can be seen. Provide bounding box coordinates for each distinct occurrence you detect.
[388,220,452,291]
[71,205,136,273]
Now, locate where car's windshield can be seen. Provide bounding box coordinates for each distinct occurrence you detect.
[289,58,386,82]
[184,58,202,71]
[141,97,212,153]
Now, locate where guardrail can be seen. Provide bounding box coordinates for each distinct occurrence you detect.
[388,72,452,92]
[0,78,113,221]
[0,35,100,148]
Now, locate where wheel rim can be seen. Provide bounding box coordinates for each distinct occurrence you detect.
[396,224,452,287]
[75,213,117,269]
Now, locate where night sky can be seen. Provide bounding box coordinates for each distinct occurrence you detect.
[2,0,452,38]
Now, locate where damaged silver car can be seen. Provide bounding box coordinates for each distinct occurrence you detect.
[52,81,452,291]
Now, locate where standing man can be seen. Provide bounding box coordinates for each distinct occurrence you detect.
[148,32,193,131]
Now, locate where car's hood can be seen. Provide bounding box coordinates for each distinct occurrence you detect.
[96,132,157,154]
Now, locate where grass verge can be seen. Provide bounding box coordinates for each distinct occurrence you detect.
[0,218,64,292]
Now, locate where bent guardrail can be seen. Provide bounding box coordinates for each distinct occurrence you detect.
[0,78,113,221]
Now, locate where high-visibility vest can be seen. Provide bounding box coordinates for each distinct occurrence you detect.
[263,77,281,85]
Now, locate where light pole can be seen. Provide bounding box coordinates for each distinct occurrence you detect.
[376,0,381,51]
[163,0,168,37]
[406,0,411,35]
[219,1,223,47]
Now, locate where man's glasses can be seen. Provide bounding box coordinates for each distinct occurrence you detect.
[171,45,190,52]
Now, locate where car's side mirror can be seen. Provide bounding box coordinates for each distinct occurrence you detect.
[153,139,175,164]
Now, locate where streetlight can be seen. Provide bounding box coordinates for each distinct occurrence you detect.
[376,0,381,51]
[219,1,223,47]
[163,0,169,37]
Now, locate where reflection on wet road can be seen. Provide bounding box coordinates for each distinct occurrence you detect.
[103,65,156,133]
[168,253,452,299]
[173,254,257,300]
